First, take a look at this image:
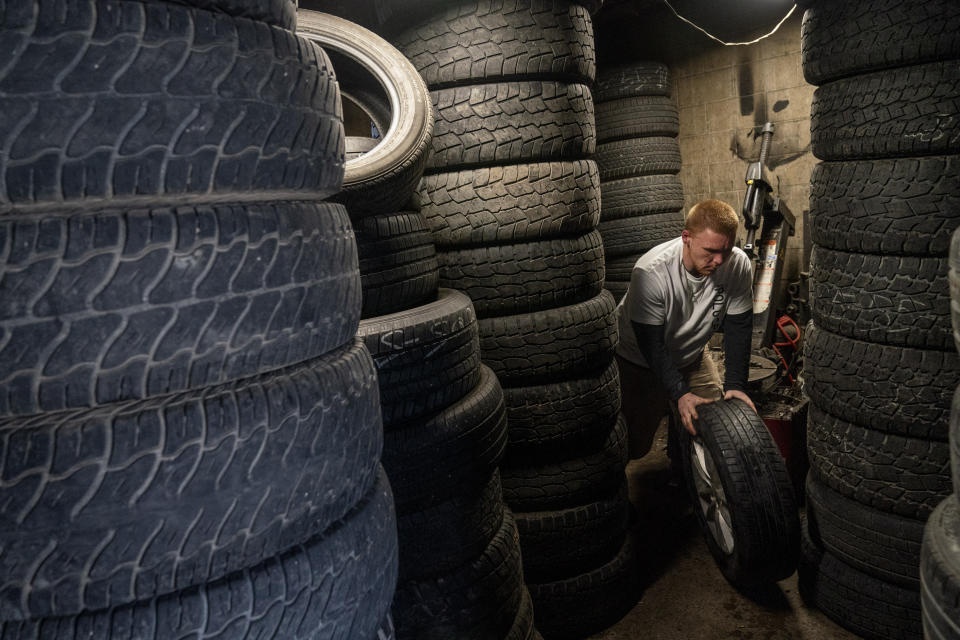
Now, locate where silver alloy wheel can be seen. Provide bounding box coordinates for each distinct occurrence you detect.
[691,438,735,555]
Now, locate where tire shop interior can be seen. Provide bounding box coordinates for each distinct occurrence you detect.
[1,1,957,639]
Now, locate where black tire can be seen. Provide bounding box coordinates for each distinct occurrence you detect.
[528,535,639,640]
[503,359,620,462]
[176,0,296,28]
[605,254,641,281]
[810,246,951,350]
[392,509,525,640]
[801,0,960,86]
[478,290,618,386]
[506,588,538,640]
[383,365,508,513]
[807,403,952,521]
[354,211,440,319]
[515,483,629,583]
[921,497,960,640]
[391,0,596,87]
[375,613,397,640]
[594,61,671,102]
[799,517,923,640]
[358,288,481,428]
[1,468,399,639]
[604,280,629,303]
[0,201,360,417]
[346,136,381,160]
[427,81,596,170]
[501,414,627,512]
[595,96,679,143]
[0,1,343,210]
[417,160,601,247]
[437,231,605,317]
[595,136,682,181]
[952,227,960,354]
[598,175,685,221]
[952,386,960,496]
[598,212,684,257]
[811,62,960,161]
[396,471,506,582]
[297,11,434,216]
[806,474,925,589]
[677,399,800,588]
[803,324,959,439]
[808,157,960,256]
[0,340,382,620]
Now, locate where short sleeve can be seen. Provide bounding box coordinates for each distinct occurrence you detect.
[727,253,754,315]
[628,265,667,325]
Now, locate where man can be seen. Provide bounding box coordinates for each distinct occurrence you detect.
[615,199,756,458]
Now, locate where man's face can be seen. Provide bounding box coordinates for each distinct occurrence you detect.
[682,228,734,276]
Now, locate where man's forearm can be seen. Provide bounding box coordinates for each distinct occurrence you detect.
[723,310,752,392]
[631,321,689,401]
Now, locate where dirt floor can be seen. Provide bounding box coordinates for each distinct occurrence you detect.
[589,425,862,640]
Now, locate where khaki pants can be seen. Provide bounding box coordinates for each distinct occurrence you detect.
[616,351,722,459]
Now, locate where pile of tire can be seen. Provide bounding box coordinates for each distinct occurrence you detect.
[0,2,397,638]
[593,61,685,302]
[796,2,960,638]
[296,10,540,640]
[383,1,638,638]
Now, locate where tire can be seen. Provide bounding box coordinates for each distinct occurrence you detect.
[383,365,508,513]
[175,0,296,28]
[810,246,951,350]
[503,359,620,462]
[346,136,381,160]
[811,62,960,161]
[801,0,960,86]
[799,517,923,640]
[0,1,343,210]
[921,497,960,640]
[0,340,382,620]
[807,403,952,521]
[392,509,525,640]
[598,175,685,221]
[427,81,596,170]
[604,280,629,303]
[595,96,679,143]
[515,483,629,582]
[375,613,397,640]
[354,212,440,319]
[418,160,601,247]
[478,289,618,385]
[808,157,960,256]
[952,227,960,354]
[528,535,639,640]
[803,324,959,439]
[358,288,481,428]
[595,137,682,181]
[506,588,538,640]
[806,474,925,589]
[297,11,434,216]
[594,61,671,102]
[391,0,596,87]
[597,212,684,257]
[1,468,399,640]
[0,201,360,417]
[437,231,605,317]
[952,386,960,496]
[677,399,800,588]
[501,414,627,512]
[605,254,641,281]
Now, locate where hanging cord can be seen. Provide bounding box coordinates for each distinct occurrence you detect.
[661,1,798,46]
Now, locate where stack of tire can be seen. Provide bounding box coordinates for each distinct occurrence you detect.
[0,2,397,639]
[386,2,638,638]
[593,62,685,302]
[796,2,960,638]
[296,10,541,640]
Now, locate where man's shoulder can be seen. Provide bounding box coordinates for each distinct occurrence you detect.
[634,237,681,273]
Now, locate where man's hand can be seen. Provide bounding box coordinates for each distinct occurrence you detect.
[724,389,757,414]
[677,392,714,436]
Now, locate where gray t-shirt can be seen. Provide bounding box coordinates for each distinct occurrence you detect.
[616,237,753,368]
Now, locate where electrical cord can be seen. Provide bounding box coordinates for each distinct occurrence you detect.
[661,1,798,46]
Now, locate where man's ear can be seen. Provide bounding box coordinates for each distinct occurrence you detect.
[681,229,691,244]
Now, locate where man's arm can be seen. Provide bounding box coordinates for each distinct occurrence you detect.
[721,309,757,412]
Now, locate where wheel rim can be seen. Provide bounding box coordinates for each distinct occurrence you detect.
[690,438,735,555]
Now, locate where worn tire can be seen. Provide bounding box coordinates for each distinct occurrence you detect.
[0,1,344,210]
[920,497,960,640]
[808,157,960,256]
[478,290,617,385]
[604,254,641,281]
[801,0,960,86]
[598,212,684,257]
[1,468,399,640]
[952,386,960,498]
[810,246,951,350]
[418,161,600,247]
[811,62,960,161]
[594,61,671,102]
[604,280,629,303]
[428,81,596,170]
[595,96,679,143]
[807,403,952,521]
[595,137,681,181]
[0,201,360,417]
[437,230,605,317]
[598,175,685,221]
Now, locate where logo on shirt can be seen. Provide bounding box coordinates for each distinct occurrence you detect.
[710,286,726,331]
